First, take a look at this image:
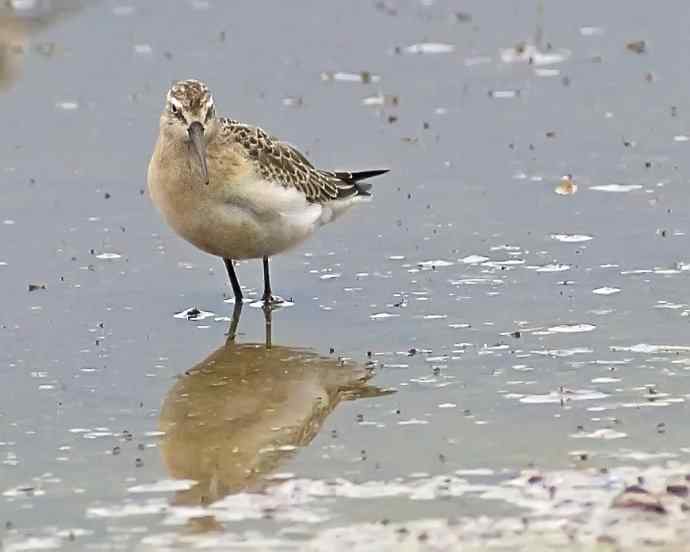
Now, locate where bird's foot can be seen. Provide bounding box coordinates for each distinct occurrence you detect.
[249,294,294,309]
[262,294,284,307]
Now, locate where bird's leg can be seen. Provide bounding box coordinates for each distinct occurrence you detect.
[262,256,281,306]
[223,258,243,340]
[226,300,243,342]
[224,258,243,303]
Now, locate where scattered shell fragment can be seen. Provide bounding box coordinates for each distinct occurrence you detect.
[612,486,665,514]
[555,175,577,195]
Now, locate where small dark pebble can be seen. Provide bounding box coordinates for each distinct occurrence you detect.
[186,307,201,320]
[510,331,521,339]
[104,192,111,199]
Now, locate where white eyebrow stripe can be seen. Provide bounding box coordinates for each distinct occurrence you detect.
[168,97,184,111]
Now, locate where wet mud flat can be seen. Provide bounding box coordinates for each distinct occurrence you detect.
[4,0,690,550]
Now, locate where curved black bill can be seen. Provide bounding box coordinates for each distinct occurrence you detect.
[188,121,208,183]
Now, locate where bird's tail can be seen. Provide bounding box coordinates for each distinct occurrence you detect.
[335,169,389,196]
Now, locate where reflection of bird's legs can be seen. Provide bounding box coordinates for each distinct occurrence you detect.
[226,301,243,342]
[263,304,272,349]
[224,258,243,340]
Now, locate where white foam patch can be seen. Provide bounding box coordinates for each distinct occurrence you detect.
[590,184,642,192]
[550,233,593,243]
[593,287,620,295]
[127,480,197,494]
[403,43,455,54]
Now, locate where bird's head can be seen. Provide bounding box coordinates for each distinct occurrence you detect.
[160,79,218,183]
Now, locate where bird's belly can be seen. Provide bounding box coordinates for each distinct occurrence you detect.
[165,200,321,260]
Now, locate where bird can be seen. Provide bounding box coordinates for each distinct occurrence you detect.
[147,79,388,310]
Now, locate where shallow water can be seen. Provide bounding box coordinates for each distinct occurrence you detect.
[3,0,690,549]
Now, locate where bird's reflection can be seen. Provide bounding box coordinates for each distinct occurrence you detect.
[159,316,391,530]
[0,0,88,91]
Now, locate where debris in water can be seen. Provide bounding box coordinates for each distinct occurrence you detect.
[626,40,647,54]
[555,175,577,195]
[28,283,46,292]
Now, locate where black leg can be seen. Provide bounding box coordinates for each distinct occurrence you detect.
[262,256,272,303]
[224,258,243,302]
[226,301,243,341]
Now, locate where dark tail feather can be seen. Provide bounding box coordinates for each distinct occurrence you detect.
[335,169,389,197]
[339,169,390,182]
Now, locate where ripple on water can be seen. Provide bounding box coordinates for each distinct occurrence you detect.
[541,323,597,334]
[127,480,197,494]
[593,287,621,295]
[459,254,489,264]
[570,428,627,440]
[402,42,455,54]
[550,233,593,243]
[610,344,690,354]
[589,184,643,192]
[519,389,609,404]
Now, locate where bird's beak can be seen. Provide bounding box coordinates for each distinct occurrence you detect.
[188,121,208,184]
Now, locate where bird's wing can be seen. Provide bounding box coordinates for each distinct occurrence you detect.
[220,119,358,203]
